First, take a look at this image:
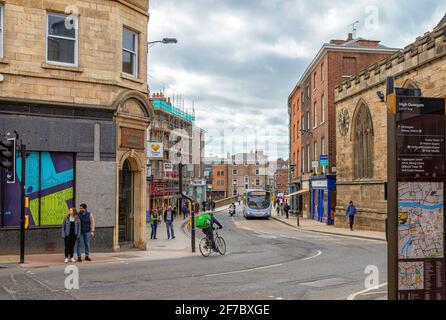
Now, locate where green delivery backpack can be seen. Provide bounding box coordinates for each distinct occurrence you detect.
[196,214,211,229]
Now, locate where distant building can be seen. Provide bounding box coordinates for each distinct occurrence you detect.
[288,32,399,223]
[210,150,269,199]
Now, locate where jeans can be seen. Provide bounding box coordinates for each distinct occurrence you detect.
[349,215,355,230]
[166,221,175,238]
[64,235,77,259]
[77,232,91,258]
[203,228,215,248]
[151,223,158,239]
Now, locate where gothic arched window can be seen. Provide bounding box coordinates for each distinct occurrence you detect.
[353,102,374,179]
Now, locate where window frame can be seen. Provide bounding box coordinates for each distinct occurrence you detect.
[232,169,237,176]
[46,12,79,67]
[321,63,325,82]
[306,145,310,173]
[0,4,4,59]
[122,27,139,77]
[313,101,318,128]
[321,95,325,124]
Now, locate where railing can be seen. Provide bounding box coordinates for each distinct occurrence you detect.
[214,196,238,208]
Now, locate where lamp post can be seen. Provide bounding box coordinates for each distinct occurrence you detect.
[148,38,178,49]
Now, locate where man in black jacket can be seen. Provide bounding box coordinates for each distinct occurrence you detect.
[203,213,223,251]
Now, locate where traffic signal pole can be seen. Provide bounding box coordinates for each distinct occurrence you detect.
[178,163,196,253]
[20,143,26,264]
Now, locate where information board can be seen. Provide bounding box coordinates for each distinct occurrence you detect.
[393,96,446,300]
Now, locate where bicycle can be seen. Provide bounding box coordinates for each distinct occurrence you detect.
[199,229,226,257]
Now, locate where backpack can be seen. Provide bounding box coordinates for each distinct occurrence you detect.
[196,214,212,229]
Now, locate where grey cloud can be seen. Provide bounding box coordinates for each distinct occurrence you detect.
[149,0,446,158]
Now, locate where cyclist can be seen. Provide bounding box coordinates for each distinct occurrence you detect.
[203,212,223,251]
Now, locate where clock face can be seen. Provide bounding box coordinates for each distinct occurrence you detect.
[339,108,350,136]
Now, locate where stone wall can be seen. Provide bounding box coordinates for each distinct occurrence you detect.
[0,0,148,107]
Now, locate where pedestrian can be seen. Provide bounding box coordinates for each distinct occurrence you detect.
[173,205,178,219]
[237,195,241,206]
[345,201,357,231]
[182,202,188,220]
[211,200,216,212]
[274,198,277,209]
[284,201,290,219]
[195,202,200,214]
[280,202,285,216]
[164,205,176,239]
[77,203,95,262]
[276,203,280,216]
[150,209,160,239]
[202,200,207,212]
[61,208,81,263]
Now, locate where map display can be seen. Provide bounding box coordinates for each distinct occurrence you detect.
[398,261,424,291]
[398,182,444,260]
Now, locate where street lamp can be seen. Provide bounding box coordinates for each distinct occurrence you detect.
[148,38,178,49]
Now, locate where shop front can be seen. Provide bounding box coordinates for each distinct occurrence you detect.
[310,174,336,225]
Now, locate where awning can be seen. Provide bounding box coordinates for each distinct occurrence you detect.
[286,189,310,197]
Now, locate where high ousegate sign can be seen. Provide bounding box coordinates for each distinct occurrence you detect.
[388,93,446,300]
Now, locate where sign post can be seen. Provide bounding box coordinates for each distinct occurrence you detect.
[388,94,446,300]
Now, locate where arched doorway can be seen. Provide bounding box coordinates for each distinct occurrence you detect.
[119,159,134,244]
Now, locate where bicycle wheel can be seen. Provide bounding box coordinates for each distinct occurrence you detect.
[215,236,226,255]
[199,237,212,257]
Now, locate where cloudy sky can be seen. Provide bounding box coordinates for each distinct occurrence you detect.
[148,0,446,160]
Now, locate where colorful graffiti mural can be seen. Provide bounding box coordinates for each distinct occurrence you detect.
[1,152,74,227]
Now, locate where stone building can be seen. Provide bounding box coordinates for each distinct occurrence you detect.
[288,32,398,222]
[0,0,152,253]
[334,16,446,231]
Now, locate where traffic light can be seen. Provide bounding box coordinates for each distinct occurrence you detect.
[0,137,16,183]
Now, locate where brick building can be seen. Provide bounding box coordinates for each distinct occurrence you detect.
[288,32,399,222]
[334,16,446,231]
[210,151,269,199]
[0,0,152,253]
[210,164,228,200]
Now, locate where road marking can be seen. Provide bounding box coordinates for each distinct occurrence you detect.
[203,263,283,277]
[299,250,322,261]
[10,274,17,286]
[361,290,388,296]
[2,286,17,300]
[347,282,388,300]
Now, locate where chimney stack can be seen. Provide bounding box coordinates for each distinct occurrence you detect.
[347,33,353,41]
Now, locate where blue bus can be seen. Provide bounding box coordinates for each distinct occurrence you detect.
[243,189,272,219]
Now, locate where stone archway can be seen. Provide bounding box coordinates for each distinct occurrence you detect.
[112,90,153,251]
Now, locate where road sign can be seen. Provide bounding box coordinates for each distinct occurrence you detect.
[312,161,319,169]
[387,94,446,300]
[320,155,329,167]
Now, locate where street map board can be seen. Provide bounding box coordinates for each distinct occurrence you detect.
[393,96,446,300]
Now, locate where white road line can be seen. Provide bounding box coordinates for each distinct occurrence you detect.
[203,263,283,277]
[347,282,388,300]
[299,250,322,261]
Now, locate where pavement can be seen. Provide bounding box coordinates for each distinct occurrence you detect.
[0,216,198,269]
[0,206,387,300]
[271,214,386,242]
